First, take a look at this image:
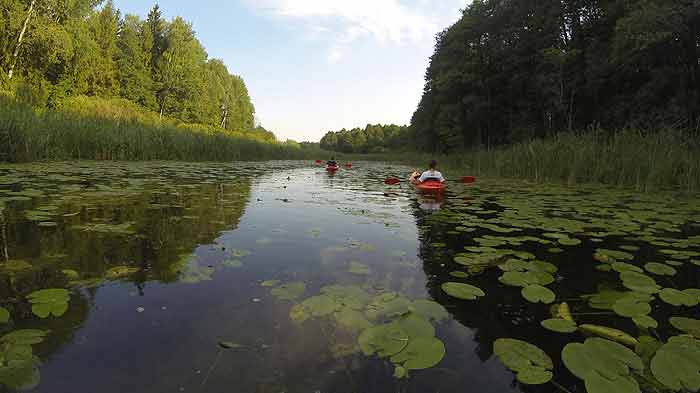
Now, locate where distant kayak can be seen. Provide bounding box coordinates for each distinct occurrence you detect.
[413,179,446,193]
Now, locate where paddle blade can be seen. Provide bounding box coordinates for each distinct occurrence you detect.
[460,176,476,184]
[384,178,401,185]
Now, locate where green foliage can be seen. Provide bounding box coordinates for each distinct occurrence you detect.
[410,0,700,154]
[562,338,643,393]
[320,124,412,154]
[0,95,322,162]
[0,1,304,163]
[651,336,700,391]
[26,288,70,318]
[493,338,553,385]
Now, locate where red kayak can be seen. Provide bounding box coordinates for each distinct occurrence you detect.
[414,179,446,193]
[326,166,339,172]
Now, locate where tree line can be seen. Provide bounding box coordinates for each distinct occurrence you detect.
[0,1,268,139]
[410,0,700,153]
[319,124,414,153]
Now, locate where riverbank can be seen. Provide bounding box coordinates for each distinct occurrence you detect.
[338,130,700,192]
[0,95,322,163]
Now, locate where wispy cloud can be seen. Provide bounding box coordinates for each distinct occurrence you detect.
[246,0,463,63]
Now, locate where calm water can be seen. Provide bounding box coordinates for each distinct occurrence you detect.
[0,161,698,393]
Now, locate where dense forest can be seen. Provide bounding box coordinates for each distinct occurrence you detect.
[0,1,273,141]
[410,0,700,152]
[319,124,412,153]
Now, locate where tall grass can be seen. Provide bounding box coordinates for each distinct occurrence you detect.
[0,95,322,162]
[363,130,700,192]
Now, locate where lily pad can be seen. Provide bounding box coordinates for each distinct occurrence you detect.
[493,338,553,385]
[394,314,435,338]
[260,280,280,287]
[449,271,469,278]
[541,319,577,333]
[348,261,371,275]
[358,324,409,358]
[391,337,445,370]
[26,288,70,318]
[441,282,485,300]
[410,300,448,322]
[669,317,700,337]
[651,335,700,391]
[270,282,306,301]
[0,307,9,324]
[645,263,677,276]
[632,315,659,329]
[620,271,660,294]
[613,298,651,318]
[612,262,643,273]
[222,259,243,268]
[522,285,556,304]
[660,288,699,307]
[579,324,638,347]
[105,266,141,280]
[334,308,372,332]
[562,338,643,393]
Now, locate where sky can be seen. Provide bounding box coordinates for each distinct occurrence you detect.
[112,0,467,142]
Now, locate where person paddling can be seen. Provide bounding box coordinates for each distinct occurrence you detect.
[411,160,445,184]
[327,157,338,167]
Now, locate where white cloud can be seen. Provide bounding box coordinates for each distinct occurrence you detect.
[246,0,461,64]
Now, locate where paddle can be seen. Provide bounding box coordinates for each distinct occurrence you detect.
[384,176,476,185]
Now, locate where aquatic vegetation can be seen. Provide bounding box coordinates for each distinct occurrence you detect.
[105,266,141,280]
[651,336,700,391]
[26,289,70,318]
[270,282,306,301]
[644,262,677,276]
[0,330,48,389]
[348,261,371,275]
[659,289,700,307]
[0,307,9,324]
[541,318,577,333]
[522,285,556,304]
[669,317,700,337]
[563,338,643,393]
[493,339,553,385]
[441,282,485,300]
[221,259,243,268]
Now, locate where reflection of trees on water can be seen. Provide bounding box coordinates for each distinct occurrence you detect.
[0,177,253,391]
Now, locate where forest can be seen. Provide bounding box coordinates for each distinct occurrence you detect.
[320,0,699,155]
[319,124,412,154]
[410,0,699,152]
[0,0,305,162]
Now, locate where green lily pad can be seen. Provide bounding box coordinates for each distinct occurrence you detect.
[632,315,658,329]
[358,324,409,358]
[441,282,485,300]
[1,330,48,346]
[289,304,310,324]
[365,292,412,320]
[645,263,677,276]
[301,295,338,317]
[541,319,577,333]
[61,269,79,280]
[558,237,582,246]
[522,285,556,304]
[394,314,435,338]
[391,336,445,370]
[620,271,660,294]
[562,338,643,393]
[26,288,70,318]
[612,262,643,273]
[660,288,699,307]
[222,259,243,268]
[669,317,700,337]
[0,307,9,324]
[270,282,306,301]
[348,261,371,275]
[334,308,372,332]
[410,300,448,322]
[449,271,469,278]
[105,266,141,280]
[493,338,553,385]
[613,298,651,318]
[261,280,280,287]
[651,335,700,391]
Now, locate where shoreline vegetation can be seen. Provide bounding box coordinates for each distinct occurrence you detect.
[335,129,700,193]
[0,94,322,162]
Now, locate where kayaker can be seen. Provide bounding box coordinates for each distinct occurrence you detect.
[411,160,445,183]
[327,158,338,167]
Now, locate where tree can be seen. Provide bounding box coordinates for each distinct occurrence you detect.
[117,14,155,107]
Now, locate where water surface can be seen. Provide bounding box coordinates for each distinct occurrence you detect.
[0,161,698,393]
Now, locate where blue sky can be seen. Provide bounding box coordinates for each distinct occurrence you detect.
[112,0,466,142]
